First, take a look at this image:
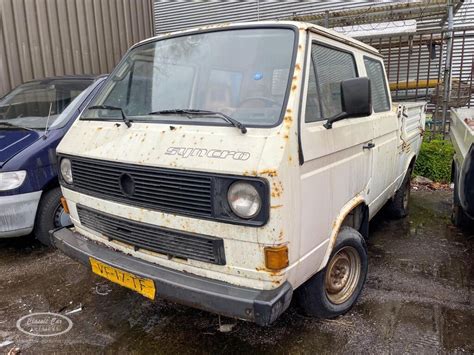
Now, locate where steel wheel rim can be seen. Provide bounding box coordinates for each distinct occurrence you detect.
[324,246,361,305]
[53,204,71,228]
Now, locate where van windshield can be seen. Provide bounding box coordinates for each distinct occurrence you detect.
[82,28,295,127]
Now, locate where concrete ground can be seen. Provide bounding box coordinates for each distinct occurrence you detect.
[0,190,472,354]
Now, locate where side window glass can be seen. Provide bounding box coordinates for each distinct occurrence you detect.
[313,44,357,118]
[364,57,390,112]
[304,59,322,122]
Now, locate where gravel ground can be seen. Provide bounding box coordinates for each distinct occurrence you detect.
[0,190,472,354]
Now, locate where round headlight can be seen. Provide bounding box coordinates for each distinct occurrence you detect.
[227,181,262,219]
[60,158,73,184]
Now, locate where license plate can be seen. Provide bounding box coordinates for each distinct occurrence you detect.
[89,257,156,300]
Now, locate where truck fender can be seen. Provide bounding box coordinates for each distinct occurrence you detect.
[395,154,417,192]
[318,195,366,273]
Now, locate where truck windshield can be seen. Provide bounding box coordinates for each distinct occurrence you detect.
[0,80,92,130]
[82,28,295,127]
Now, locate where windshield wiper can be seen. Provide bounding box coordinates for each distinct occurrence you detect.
[148,109,247,134]
[88,105,132,128]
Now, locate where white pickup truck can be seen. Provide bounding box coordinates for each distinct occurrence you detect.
[52,21,425,325]
[450,108,474,227]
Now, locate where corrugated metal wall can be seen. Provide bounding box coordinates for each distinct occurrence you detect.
[0,0,154,97]
[153,1,381,34]
[153,1,474,34]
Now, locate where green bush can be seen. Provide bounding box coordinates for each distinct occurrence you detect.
[414,136,454,183]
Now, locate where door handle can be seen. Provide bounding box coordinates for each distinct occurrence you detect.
[363,142,375,150]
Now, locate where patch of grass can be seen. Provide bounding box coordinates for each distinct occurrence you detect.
[414,134,454,183]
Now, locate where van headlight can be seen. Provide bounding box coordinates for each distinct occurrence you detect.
[60,158,73,184]
[227,181,262,219]
[0,171,27,191]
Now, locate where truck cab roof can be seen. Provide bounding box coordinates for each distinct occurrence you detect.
[138,20,381,58]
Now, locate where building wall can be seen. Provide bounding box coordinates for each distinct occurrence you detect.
[153,1,375,34]
[0,0,155,97]
[153,0,473,34]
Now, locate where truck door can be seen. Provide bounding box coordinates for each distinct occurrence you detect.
[298,37,374,280]
[361,56,399,216]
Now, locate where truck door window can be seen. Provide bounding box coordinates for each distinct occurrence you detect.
[363,57,390,112]
[304,59,322,122]
[312,44,357,119]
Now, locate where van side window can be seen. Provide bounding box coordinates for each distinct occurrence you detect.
[313,44,357,118]
[364,57,390,112]
[304,59,322,122]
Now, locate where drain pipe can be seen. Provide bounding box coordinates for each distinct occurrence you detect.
[441,0,454,139]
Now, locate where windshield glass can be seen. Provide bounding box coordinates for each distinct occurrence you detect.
[0,80,92,130]
[83,28,295,127]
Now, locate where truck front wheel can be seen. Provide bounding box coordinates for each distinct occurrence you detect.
[296,227,368,318]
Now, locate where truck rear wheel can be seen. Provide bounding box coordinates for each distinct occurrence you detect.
[452,165,470,229]
[34,187,71,247]
[387,171,411,219]
[296,227,368,319]
[452,204,469,228]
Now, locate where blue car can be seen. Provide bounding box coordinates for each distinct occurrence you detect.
[0,75,106,245]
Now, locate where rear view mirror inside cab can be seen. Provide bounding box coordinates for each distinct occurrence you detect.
[324,77,372,129]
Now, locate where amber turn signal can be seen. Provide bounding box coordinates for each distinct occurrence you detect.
[60,196,70,214]
[264,245,289,271]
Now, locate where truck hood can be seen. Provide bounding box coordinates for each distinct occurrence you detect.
[0,129,42,168]
[57,120,286,176]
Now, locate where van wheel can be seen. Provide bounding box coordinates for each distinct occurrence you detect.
[296,227,368,319]
[34,187,71,247]
[452,204,469,228]
[387,171,411,219]
[452,170,469,228]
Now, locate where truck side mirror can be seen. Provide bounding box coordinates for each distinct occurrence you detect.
[324,77,372,129]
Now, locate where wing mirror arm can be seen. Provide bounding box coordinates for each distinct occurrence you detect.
[323,112,349,129]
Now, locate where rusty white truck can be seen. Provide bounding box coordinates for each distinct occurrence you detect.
[51,21,425,325]
[450,108,474,228]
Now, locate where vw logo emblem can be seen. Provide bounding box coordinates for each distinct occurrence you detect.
[119,173,135,197]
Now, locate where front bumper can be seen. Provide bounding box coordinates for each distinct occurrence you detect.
[0,191,42,237]
[51,227,293,326]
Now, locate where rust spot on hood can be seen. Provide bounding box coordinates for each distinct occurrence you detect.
[259,169,278,177]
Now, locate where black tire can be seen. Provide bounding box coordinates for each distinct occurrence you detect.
[34,187,70,247]
[452,165,469,229]
[296,227,368,319]
[452,204,469,228]
[386,170,411,219]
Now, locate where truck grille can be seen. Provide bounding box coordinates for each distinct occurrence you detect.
[77,206,226,265]
[70,157,213,217]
